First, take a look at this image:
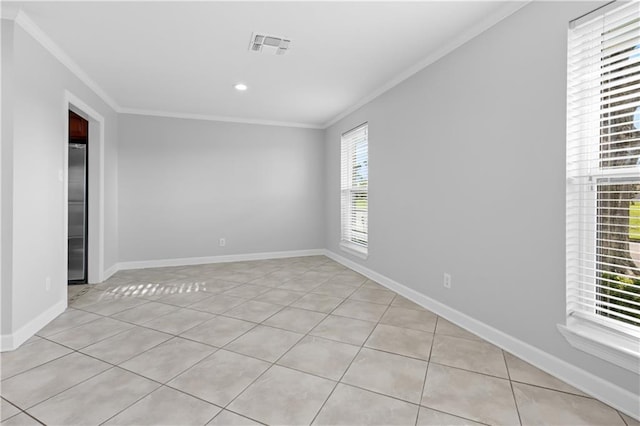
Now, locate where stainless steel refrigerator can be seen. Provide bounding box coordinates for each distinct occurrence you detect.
[68,143,87,283]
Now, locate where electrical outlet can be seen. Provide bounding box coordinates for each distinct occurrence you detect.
[443,273,452,289]
[219,238,226,247]
[45,277,51,291]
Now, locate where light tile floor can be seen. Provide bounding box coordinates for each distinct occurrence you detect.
[0,256,637,425]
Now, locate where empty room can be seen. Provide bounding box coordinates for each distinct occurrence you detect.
[1,1,639,425]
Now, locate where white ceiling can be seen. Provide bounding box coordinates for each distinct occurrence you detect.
[7,1,525,128]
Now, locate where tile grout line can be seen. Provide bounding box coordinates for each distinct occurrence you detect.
[308,292,399,425]
[502,349,524,426]
[415,313,438,426]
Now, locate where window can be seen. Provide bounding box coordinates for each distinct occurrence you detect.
[563,1,640,371]
[341,123,368,257]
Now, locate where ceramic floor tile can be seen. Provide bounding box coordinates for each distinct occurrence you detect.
[81,326,172,364]
[348,287,395,305]
[416,407,483,426]
[69,289,115,308]
[143,308,214,335]
[390,295,425,311]
[168,349,270,407]
[110,301,180,325]
[430,334,508,378]
[228,365,335,426]
[263,307,326,334]
[326,273,367,287]
[513,382,626,426]
[1,398,20,422]
[298,270,334,282]
[20,335,42,346]
[225,325,303,362]
[180,316,254,347]
[332,300,388,322]
[621,413,640,426]
[248,275,289,288]
[365,323,433,360]
[278,279,325,293]
[311,283,358,299]
[434,318,482,341]
[222,284,271,299]
[46,316,134,349]
[103,386,221,426]
[254,288,305,306]
[291,293,345,313]
[120,337,215,383]
[0,338,72,380]
[380,306,437,332]
[35,308,101,337]
[207,410,262,425]
[27,367,159,426]
[1,352,110,409]
[342,347,427,404]
[504,352,585,395]
[158,290,214,307]
[223,300,283,323]
[361,280,389,291]
[309,315,376,346]
[1,413,41,425]
[79,296,149,316]
[313,383,419,426]
[421,363,520,425]
[198,279,241,294]
[278,335,359,380]
[188,294,247,314]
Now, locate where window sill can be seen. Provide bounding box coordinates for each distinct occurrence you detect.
[557,316,640,373]
[339,241,368,260]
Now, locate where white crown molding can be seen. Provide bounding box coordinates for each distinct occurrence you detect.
[322,1,532,129]
[5,3,532,131]
[10,10,121,113]
[118,108,324,130]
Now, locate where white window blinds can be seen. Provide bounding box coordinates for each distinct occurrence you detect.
[567,1,640,335]
[341,123,368,254]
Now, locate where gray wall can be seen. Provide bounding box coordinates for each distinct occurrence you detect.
[324,1,639,394]
[118,115,324,262]
[1,21,119,335]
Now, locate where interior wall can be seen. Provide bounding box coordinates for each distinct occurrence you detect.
[118,115,324,263]
[1,20,16,337]
[1,21,119,343]
[324,1,639,395]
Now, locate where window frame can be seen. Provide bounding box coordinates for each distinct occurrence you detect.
[340,123,369,259]
[561,1,640,372]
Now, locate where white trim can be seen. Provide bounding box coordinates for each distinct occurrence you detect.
[0,298,66,352]
[119,108,323,130]
[322,1,531,128]
[117,249,325,271]
[323,249,640,421]
[4,6,534,132]
[339,241,368,260]
[558,320,640,373]
[65,91,105,284]
[13,11,119,112]
[103,263,119,281]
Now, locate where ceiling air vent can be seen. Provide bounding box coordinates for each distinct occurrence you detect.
[249,33,290,55]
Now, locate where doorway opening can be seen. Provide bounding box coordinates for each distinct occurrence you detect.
[68,111,88,284]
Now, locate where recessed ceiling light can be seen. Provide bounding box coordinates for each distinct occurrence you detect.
[234,83,248,91]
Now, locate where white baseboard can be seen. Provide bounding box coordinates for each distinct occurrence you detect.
[0,298,67,352]
[116,249,326,272]
[103,263,118,281]
[324,250,640,421]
